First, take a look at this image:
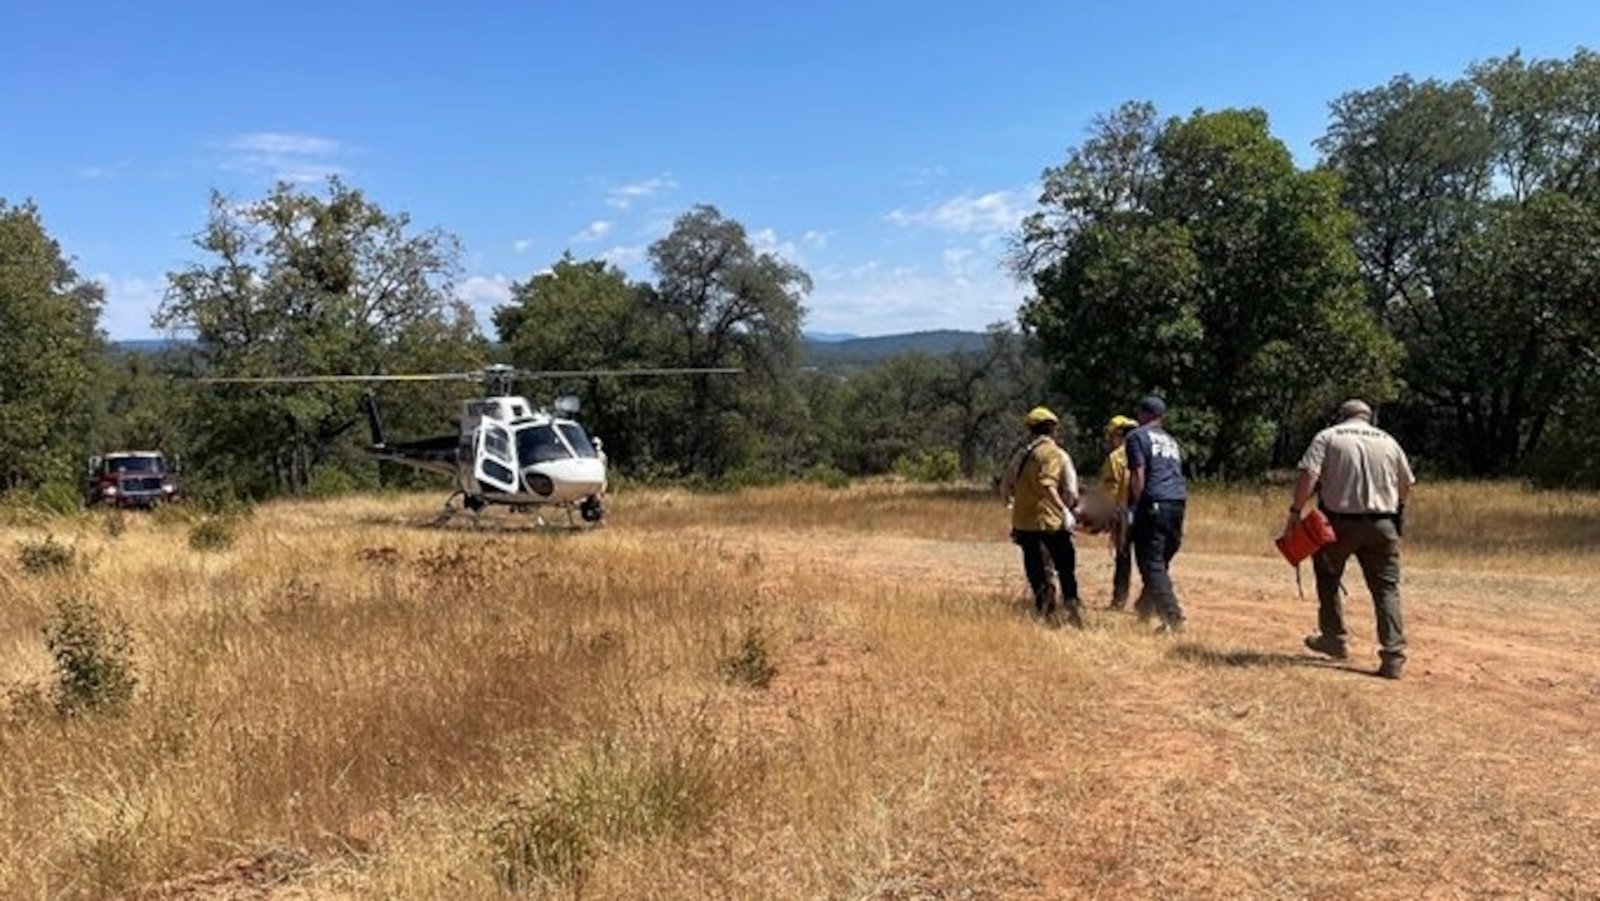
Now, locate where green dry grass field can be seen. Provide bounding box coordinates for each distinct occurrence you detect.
[1,481,1597,899]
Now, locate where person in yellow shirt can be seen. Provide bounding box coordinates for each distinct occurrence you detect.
[1009,406,1083,628]
[1098,415,1138,609]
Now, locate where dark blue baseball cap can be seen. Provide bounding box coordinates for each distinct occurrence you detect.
[1137,395,1167,417]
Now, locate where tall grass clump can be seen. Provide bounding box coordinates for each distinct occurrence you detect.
[489,723,737,893]
[16,534,80,575]
[720,618,777,689]
[187,516,236,552]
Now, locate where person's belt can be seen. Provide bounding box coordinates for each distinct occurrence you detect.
[1325,510,1397,521]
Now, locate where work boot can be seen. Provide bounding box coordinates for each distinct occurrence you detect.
[1303,634,1349,660]
[1063,601,1086,630]
[1377,654,1405,680]
[1132,592,1155,623]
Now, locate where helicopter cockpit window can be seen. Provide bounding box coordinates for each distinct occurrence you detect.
[556,423,598,459]
[484,427,512,461]
[516,424,572,464]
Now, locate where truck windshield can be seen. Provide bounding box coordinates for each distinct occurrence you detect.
[107,457,162,474]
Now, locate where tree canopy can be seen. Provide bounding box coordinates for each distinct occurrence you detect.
[1015,104,1398,475]
[10,45,1600,503]
[158,180,482,496]
[0,200,105,489]
[1320,50,1600,475]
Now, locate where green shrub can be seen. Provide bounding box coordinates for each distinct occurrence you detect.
[892,449,962,483]
[44,596,138,715]
[188,517,236,552]
[17,535,79,575]
[31,480,86,516]
[308,466,366,498]
[802,464,851,489]
[720,621,776,689]
[718,464,786,491]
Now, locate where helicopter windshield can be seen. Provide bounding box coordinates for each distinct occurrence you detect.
[557,423,598,459]
[516,424,573,464]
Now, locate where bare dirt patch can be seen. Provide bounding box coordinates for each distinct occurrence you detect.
[652,522,1600,898]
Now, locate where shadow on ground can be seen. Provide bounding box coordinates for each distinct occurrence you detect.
[1167,642,1380,677]
[353,512,590,535]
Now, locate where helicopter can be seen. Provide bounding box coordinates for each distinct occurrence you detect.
[201,363,739,525]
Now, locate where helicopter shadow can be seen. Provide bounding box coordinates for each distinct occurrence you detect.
[353,511,592,536]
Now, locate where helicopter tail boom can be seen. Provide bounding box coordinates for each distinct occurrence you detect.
[360,390,387,446]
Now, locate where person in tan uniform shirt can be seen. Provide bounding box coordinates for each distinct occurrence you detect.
[1097,415,1138,609]
[1009,406,1083,628]
[1286,398,1416,679]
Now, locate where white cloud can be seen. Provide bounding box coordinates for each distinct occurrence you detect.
[512,238,535,254]
[750,226,834,267]
[599,245,646,268]
[222,131,348,183]
[884,188,1031,235]
[901,165,948,187]
[605,175,679,210]
[570,220,614,244]
[76,162,128,180]
[750,227,800,263]
[94,274,167,339]
[457,274,514,323]
[230,133,342,156]
[802,254,1024,336]
[941,246,977,277]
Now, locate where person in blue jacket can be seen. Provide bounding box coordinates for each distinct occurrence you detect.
[1124,395,1187,632]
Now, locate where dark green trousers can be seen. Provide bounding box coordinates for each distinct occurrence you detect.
[1314,517,1405,658]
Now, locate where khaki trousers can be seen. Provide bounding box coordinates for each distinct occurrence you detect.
[1314,517,1405,658]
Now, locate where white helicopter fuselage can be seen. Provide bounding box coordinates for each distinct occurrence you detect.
[456,395,608,507]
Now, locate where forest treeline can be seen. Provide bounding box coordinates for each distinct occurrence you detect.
[3,48,1598,502]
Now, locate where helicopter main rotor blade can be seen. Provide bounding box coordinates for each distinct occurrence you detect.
[510,367,743,378]
[196,373,481,384]
[195,365,742,386]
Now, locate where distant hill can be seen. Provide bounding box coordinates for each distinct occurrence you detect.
[111,338,189,356]
[115,330,991,371]
[801,329,988,368]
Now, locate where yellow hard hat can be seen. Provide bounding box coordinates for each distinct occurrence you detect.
[1105,414,1137,435]
[1024,406,1059,427]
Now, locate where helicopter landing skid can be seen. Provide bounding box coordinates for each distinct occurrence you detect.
[430,491,487,527]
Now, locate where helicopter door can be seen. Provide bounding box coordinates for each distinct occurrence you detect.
[473,422,519,494]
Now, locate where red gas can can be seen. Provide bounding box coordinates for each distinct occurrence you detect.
[1276,508,1337,565]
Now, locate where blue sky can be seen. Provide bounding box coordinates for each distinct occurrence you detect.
[2,2,1595,339]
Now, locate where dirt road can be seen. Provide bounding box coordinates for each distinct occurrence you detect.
[662,523,1600,898]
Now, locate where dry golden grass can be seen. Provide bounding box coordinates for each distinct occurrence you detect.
[0,481,1597,898]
